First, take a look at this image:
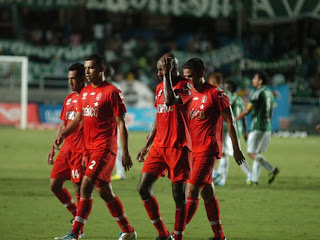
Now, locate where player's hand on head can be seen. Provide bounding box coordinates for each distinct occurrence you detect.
[234,148,245,165]
[122,152,133,171]
[47,147,55,165]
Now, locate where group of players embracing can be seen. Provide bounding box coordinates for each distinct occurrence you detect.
[48,52,276,240]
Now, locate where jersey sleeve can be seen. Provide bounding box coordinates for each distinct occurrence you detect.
[111,89,127,117]
[174,80,193,105]
[76,91,84,113]
[59,97,68,121]
[213,88,230,112]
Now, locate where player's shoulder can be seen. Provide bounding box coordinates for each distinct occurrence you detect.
[63,92,76,104]
[102,81,121,94]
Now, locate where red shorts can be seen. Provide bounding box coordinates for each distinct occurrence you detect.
[188,151,218,187]
[85,149,116,185]
[142,146,191,183]
[50,151,84,183]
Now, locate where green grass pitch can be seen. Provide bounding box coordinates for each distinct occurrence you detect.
[0,127,319,240]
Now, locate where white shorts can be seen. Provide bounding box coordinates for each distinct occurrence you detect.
[222,132,233,156]
[247,130,271,154]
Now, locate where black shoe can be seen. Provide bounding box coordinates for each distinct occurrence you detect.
[156,233,175,240]
[268,167,279,184]
[251,181,259,186]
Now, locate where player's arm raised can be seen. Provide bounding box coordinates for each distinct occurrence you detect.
[115,114,133,171]
[54,112,82,149]
[137,119,157,162]
[162,57,182,106]
[222,106,245,165]
[48,120,65,165]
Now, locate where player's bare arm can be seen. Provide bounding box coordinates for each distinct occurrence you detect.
[137,119,157,163]
[54,112,82,149]
[235,104,253,122]
[242,116,248,141]
[115,114,133,171]
[222,106,245,165]
[47,120,65,165]
[162,57,182,106]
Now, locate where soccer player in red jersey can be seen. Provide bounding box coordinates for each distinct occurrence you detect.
[137,53,194,240]
[182,58,245,240]
[47,63,86,239]
[54,54,136,240]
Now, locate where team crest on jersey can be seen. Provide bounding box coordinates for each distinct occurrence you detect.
[82,92,88,100]
[66,98,72,105]
[96,92,102,101]
[201,96,207,103]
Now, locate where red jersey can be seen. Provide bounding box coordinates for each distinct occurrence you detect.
[60,92,84,152]
[189,82,230,157]
[153,75,193,150]
[76,81,126,154]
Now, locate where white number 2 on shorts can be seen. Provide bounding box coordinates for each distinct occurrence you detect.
[89,160,96,170]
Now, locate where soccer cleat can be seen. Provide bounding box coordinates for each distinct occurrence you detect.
[55,231,84,240]
[268,167,279,184]
[156,233,175,240]
[251,181,258,186]
[111,174,125,181]
[215,180,225,187]
[54,232,77,240]
[118,231,137,240]
[246,176,252,185]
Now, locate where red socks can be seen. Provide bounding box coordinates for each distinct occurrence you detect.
[54,188,77,217]
[143,196,169,238]
[174,204,187,240]
[186,196,199,225]
[204,196,225,239]
[106,196,134,233]
[72,198,93,237]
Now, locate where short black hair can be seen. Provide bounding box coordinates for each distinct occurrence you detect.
[225,80,237,93]
[85,54,106,68]
[256,71,269,85]
[182,58,205,74]
[68,63,85,79]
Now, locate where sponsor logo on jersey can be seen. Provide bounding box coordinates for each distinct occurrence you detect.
[82,92,88,100]
[96,92,102,101]
[82,105,98,117]
[66,98,72,105]
[90,92,96,95]
[72,99,78,103]
[190,108,205,119]
[201,96,207,103]
[156,103,173,113]
[66,111,75,120]
[193,97,199,100]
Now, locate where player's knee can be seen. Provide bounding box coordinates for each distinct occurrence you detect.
[49,180,63,193]
[137,183,151,199]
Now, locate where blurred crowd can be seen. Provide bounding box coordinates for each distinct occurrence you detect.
[1,8,320,97]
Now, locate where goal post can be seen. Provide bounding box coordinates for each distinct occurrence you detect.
[0,56,29,130]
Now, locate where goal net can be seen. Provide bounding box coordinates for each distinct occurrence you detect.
[0,56,28,130]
